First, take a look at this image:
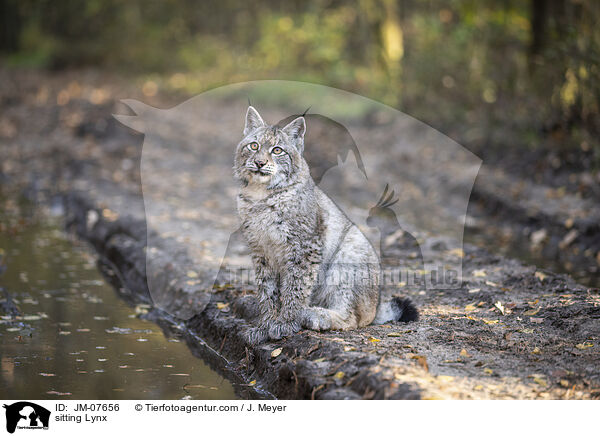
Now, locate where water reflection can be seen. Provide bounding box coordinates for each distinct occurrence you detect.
[0,196,237,400]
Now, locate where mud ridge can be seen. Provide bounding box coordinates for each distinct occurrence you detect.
[64,193,422,400]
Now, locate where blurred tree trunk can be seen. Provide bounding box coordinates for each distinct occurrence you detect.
[529,0,547,57]
[0,0,21,53]
[354,0,403,106]
[380,0,403,105]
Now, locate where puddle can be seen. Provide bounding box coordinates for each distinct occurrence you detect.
[0,194,237,399]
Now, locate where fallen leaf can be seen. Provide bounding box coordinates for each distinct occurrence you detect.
[532,347,541,354]
[387,332,402,337]
[248,380,256,386]
[271,347,282,358]
[216,302,229,311]
[530,228,548,246]
[524,308,540,316]
[468,288,481,294]
[102,208,119,221]
[186,271,198,278]
[421,395,445,400]
[184,384,218,390]
[575,342,593,350]
[533,377,547,387]
[483,319,499,325]
[343,346,356,352]
[465,304,476,312]
[560,380,569,388]
[333,371,345,380]
[409,354,429,372]
[134,305,149,315]
[368,336,381,344]
[473,269,487,277]
[448,248,464,258]
[559,230,579,249]
[460,348,471,358]
[485,281,498,287]
[483,368,493,375]
[564,218,574,229]
[494,301,505,315]
[534,271,547,281]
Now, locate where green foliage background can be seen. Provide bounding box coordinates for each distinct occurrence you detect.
[1,0,599,163]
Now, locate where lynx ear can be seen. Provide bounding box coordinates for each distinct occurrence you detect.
[244,106,265,136]
[282,116,306,153]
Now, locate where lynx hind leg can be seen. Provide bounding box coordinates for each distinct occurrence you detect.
[232,294,262,321]
[301,306,357,331]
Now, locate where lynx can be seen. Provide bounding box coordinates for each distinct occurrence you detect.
[233,106,417,344]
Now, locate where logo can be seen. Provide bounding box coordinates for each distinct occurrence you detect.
[114,80,481,319]
[3,402,50,434]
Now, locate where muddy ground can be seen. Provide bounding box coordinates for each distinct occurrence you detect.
[1,69,599,399]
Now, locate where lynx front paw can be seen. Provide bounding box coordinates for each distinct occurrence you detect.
[267,320,301,340]
[301,308,332,331]
[243,326,269,345]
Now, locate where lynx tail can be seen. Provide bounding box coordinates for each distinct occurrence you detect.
[373,296,419,324]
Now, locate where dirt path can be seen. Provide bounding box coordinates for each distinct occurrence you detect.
[1,69,599,399]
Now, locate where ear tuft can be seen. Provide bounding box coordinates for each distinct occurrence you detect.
[244,106,265,136]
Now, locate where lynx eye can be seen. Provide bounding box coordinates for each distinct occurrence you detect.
[271,146,283,155]
[247,142,259,151]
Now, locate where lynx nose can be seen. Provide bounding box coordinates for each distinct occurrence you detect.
[255,159,267,168]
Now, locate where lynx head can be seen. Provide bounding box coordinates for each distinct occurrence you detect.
[234,106,308,189]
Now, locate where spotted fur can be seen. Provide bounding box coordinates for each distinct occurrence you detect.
[234,106,416,344]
